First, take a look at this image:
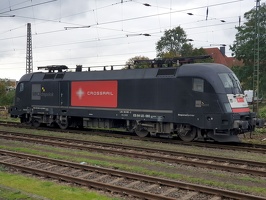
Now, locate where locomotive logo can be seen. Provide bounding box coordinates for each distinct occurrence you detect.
[76,88,85,100]
[71,81,118,107]
[32,84,54,100]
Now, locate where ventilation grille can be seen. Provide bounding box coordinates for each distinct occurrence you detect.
[43,73,65,79]
[43,73,55,79]
[156,68,177,77]
[55,73,64,79]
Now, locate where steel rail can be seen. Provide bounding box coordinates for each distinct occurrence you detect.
[0,132,265,176]
[0,121,265,153]
[0,149,265,200]
[0,131,265,168]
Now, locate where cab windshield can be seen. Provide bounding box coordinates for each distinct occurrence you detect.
[218,73,242,94]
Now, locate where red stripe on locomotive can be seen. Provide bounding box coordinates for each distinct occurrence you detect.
[232,107,250,113]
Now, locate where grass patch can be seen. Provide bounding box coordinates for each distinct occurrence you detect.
[238,176,266,183]
[0,171,118,200]
[0,164,8,171]
[186,176,266,195]
[0,186,37,200]
[0,116,20,123]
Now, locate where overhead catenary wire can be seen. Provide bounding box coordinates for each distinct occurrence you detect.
[0,0,57,15]
[0,0,245,40]
[0,19,239,55]
[0,0,30,12]
[62,0,244,29]
[0,14,241,61]
[0,0,258,79]
[0,11,242,41]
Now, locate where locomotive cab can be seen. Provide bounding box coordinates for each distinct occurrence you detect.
[10,74,32,123]
[179,64,262,142]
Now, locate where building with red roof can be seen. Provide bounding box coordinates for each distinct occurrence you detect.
[204,47,243,67]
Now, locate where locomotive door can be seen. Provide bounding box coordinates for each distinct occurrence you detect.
[16,81,31,108]
[59,81,70,107]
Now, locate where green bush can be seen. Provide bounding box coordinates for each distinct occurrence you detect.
[0,90,15,106]
[258,105,266,119]
[0,80,15,107]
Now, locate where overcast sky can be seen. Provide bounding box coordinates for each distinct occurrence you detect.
[0,0,264,80]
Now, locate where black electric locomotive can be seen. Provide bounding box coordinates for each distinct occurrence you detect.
[10,59,263,142]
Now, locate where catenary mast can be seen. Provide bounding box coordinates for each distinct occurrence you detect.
[253,0,260,112]
[26,23,33,74]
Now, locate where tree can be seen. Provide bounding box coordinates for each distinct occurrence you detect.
[0,79,15,106]
[156,26,191,58]
[125,55,150,69]
[127,26,212,69]
[230,3,266,95]
[0,81,5,96]
[231,65,253,90]
[0,90,15,106]
[155,26,212,62]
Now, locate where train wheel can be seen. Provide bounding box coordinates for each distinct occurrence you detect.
[58,121,68,130]
[179,127,197,142]
[135,126,150,137]
[57,116,69,130]
[32,120,41,128]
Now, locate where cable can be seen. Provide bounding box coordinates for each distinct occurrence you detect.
[0,0,57,15]
[0,18,239,53]
[0,0,30,12]
[85,0,243,27]
[3,0,243,32]
[0,0,250,71]
[0,0,244,40]
[0,49,156,68]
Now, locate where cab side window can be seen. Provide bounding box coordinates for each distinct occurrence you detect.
[19,83,24,92]
[193,78,204,92]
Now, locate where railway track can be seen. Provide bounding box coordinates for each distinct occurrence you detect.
[0,130,265,177]
[0,149,265,200]
[0,121,266,153]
